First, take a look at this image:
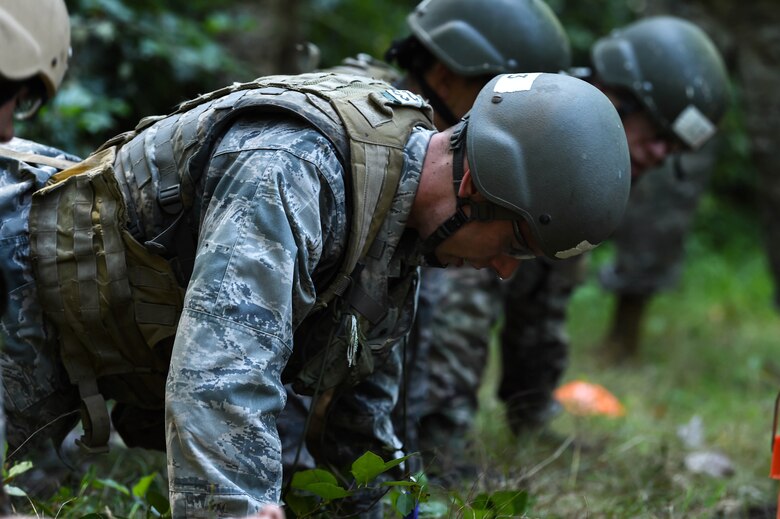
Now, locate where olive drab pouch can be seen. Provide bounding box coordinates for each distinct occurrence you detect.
[29,145,183,452]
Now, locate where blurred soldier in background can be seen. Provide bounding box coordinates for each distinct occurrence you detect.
[499,16,730,435]
[388,14,730,479]
[0,0,73,510]
[598,143,718,362]
[651,1,780,314]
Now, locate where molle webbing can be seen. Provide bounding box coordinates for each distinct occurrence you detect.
[120,72,433,309]
[29,148,182,452]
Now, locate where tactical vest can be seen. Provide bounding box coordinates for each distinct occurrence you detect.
[28,72,434,451]
[325,53,402,85]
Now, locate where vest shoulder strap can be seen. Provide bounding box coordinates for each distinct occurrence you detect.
[0,145,79,171]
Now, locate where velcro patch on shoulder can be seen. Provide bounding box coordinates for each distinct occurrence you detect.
[381,89,427,108]
[493,73,542,93]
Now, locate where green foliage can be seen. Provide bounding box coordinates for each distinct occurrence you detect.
[4,447,170,518]
[549,0,641,63]
[351,451,414,486]
[284,451,418,517]
[470,205,778,517]
[292,469,352,500]
[3,460,33,499]
[706,83,758,208]
[302,0,418,68]
[20,0,255,156]
[450,490,529,518]
[283,452,533,518]
[6,462,170,518]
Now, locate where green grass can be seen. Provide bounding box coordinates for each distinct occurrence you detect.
[472,218,780,518]
[8,204,780,518]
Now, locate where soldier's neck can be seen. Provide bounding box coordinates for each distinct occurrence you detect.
[407,130,458,241]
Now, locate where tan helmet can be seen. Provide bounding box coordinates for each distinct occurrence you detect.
[0,0,71,99]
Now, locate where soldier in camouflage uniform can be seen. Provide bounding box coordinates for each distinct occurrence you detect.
[500,16,731,433]
[0,0,72,510]
[598,141,718,361]
[405,16,730,470]
[320,0,574,476]
[387,0,575,470]
[0,71,631,517]
[279,0,574,481]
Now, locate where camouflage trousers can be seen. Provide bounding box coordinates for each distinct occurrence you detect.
[396,267,501,473]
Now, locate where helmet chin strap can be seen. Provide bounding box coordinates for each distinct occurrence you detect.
[412,72,460,128]
[421,120,468,266]
[420,120,516,266]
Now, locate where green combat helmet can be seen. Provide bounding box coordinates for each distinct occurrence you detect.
[592,16,729,149]
[0,0,71,101]
[407,0,571,76]
[424,73,631,261]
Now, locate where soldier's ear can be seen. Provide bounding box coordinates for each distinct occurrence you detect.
[457,164,486,202]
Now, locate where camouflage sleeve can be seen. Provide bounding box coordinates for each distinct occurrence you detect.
[0,140,83,455]
[0,137,82,164]
[165,116,346,516]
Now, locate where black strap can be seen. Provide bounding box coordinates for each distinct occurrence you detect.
[144,211,197,282]
[418,122,470,261]
[347,282,386,325]
[412,72,459,128]
[75,379,111,454]
[420,204,470,255]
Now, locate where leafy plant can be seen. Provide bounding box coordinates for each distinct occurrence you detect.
[3,460,34,500]
[4,450,170,518]
[283,451,534,518]
[284,451,417,517]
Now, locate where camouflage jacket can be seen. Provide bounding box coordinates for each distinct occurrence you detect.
[105,75,435,515]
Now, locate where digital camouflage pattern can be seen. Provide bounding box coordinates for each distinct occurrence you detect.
[159,116,348,513]
[407,255,583,450]
[0,138,82,459]
[157,117,431,515]
[399,267,499,468]
[499,255,586,432]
